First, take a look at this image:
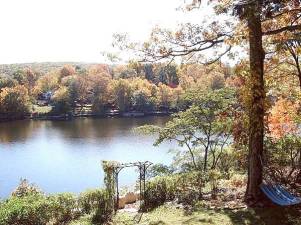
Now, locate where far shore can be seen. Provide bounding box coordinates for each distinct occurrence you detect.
[0,110,172,123]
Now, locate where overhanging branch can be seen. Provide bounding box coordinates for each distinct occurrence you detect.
[263,25,301,36]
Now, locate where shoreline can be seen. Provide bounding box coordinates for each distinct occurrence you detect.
[0,111,172,123]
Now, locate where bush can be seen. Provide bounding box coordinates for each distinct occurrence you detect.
[11,179,42,197]
[0,194,51,225]
[0,181,114,225]
[208,169,221,199]
[265,135,301,186]
[78,189,113,224]
[144,172,204,210]
[228,174,247,188]
[48,193,78,224]
[78,189,108,214]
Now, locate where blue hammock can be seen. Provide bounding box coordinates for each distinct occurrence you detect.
[260,183,301,206]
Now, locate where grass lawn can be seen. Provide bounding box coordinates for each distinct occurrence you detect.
[69,203,301,225]
[32,105,52,114]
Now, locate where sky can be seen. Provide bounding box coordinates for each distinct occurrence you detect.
[0,0,207,64]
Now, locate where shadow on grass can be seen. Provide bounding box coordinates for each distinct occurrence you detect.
[222,206,301,225]
[149,221,168,225]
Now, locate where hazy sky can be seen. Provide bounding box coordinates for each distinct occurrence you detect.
[0,0,205,64]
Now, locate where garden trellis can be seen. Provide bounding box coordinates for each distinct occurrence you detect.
[102,160,153,212]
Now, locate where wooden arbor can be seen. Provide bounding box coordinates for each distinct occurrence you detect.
[102,161,153,211]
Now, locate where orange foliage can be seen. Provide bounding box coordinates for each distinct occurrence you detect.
[60,65,76,77]
[268,98,299,139]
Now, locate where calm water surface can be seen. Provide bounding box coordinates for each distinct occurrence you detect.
[0,117,174,198]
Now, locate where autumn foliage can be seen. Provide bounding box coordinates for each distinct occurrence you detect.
[268,98,299,139]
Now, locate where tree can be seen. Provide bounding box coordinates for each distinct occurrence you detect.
[138,88,235,171]
[268,97,299,139]
[272,38,301,89]
[0,75,18,89]
[144,64,155,82]
[33,72,59,96]
[51,86,71,114]
[89,64,111,77]
[115,0,301,204]
[23,68,39,95]
[112,65,136,79]
[109,79,132,112]
[157,83,173,110]
[60,65,76,78]
[12,70,26,85]
[285,40,301,89]
[67,76,89,107]
[165,64,179,85]
[0,85,31,116]
[88,72,112,113]
[132,90,155,112]
[130,77,158,111]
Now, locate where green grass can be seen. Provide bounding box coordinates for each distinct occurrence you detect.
[68,214,93,225]
[32,105,52,114]
[68,203,301,225]
[111,204,301,225]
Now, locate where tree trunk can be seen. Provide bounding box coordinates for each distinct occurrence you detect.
[204,146,208,171]
[288,44,301,89]
[245,1,266,205]
[295,58,301,89]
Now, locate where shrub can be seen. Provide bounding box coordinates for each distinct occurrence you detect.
[78,189,113,224]
[265,135,301,186]
[208,169,221,199]
[229,174,247,188]
[11,179,42,197]
[91,192,113,225]
[78,189,108,214]
[0,181,114,225]
[144,172,204,210]
[48,193,78,224]
[0,194,51,225]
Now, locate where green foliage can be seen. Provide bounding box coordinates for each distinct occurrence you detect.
[112,203,301,225]
[0,193,79,225]
[0,194,51,225]
[132,90,155,112]
[215,147,240,179]
[50,86,72,114]
[145,172,204,210]
[208,169,222,199]
[33,72,59,95]
[139,88,236,172]
[147,163,174,178]
[12,70,26,84]
[48,193,78,224]
[144,64,154,82]
[110,79,132,112]
[0,74,18,89]
[78,189,109,215]
[264,135,301,186]
[0,180,113,225]
[102,161,118,216]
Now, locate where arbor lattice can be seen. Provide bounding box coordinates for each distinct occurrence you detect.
[102,160,152,212]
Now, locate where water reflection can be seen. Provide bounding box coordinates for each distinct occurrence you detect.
[0,117,173,198]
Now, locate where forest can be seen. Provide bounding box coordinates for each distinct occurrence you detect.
[0,61,228,119]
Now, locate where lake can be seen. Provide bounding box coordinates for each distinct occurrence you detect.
[0,117,174,198]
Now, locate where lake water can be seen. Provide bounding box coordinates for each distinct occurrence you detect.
[0,117,174,198]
